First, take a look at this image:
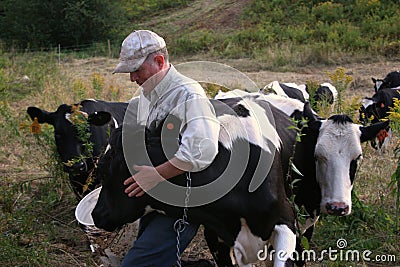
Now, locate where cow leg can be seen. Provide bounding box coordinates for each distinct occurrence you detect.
[303,224,314,242]
[294,237,306,267]
[204,227,234,267]
[231,219,265,267]
[270,225,296,267]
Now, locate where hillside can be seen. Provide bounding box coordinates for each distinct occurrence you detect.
[135,0,246,34]
[127,0,400,71]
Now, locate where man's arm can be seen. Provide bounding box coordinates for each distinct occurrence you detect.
[124,157,193,197]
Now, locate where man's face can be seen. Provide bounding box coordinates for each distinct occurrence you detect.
[130,55,161,86]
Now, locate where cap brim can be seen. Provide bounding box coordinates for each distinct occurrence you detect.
[112,57,146,74]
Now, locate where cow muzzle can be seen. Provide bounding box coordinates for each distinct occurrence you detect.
[64,161,87,174]
[325,202,349,216]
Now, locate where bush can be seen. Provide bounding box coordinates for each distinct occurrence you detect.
[312,2,345,24]
[173,30,217,55]
[382,41,400,58]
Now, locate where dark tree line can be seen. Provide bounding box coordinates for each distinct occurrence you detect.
[0,0,128,49]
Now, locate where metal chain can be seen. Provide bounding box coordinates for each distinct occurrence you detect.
[173,172,192,267]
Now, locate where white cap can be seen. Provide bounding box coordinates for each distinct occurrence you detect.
[113,30,166,74]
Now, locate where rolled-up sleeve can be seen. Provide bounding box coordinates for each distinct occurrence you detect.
[174,94,220,172]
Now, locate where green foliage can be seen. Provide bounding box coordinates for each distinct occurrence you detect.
[174,30,219,55]
[219,0,400,64]
[122,0,193,21]
[0,0,127,48]
[72,79,88,101]
[92,73,105,99]
[312,2,344,23]
[313,190,399,264]
[326,67,353,114]
[286,118,311,240]
[199,82,229,98]
[387,99,400,231]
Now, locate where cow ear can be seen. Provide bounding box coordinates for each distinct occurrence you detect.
[302,102,322,130]
[372,77,376,83]
[26,106,54,125]
[88,111,112,126]
[303,102,316,120]
[360,120,390,143]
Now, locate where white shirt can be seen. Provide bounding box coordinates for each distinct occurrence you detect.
[137,65,220,172]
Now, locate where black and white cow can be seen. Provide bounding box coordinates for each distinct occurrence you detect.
[91,97,298,267]
[27,99,128,199]
[215,89,310,121]
[313,82,338,105]
[262,81,309,102]
[213,91,389,263]
[372,71,400,92]
[359,88,399,124]
[261,81,338,106]
[215,90,387,216]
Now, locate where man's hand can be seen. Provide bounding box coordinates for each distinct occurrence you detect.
[124,157,191,197]
[124,165,165,197]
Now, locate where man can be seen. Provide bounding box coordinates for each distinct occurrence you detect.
[113,30,220,266]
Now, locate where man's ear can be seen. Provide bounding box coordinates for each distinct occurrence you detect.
[154,54,165,68]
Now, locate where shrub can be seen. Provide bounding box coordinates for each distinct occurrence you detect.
[311,2,345,24]
[382,41,400,58]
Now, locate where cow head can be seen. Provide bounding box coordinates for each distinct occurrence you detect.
[372,77,385,92]
[27,104,111,197]
[359,96,388,125]
[359,89,400,124]
[313,83,337,105]
[91,125,138,231]
[372,71,400,92]
[304,103,389,216]
[91,112,182,231]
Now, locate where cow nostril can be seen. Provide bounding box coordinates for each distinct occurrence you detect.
[65,161,87,174]
[326,202,349,216]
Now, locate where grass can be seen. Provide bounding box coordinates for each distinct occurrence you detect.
[1,50,399,266]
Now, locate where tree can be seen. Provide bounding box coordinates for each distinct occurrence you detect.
[0,0,127,48]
